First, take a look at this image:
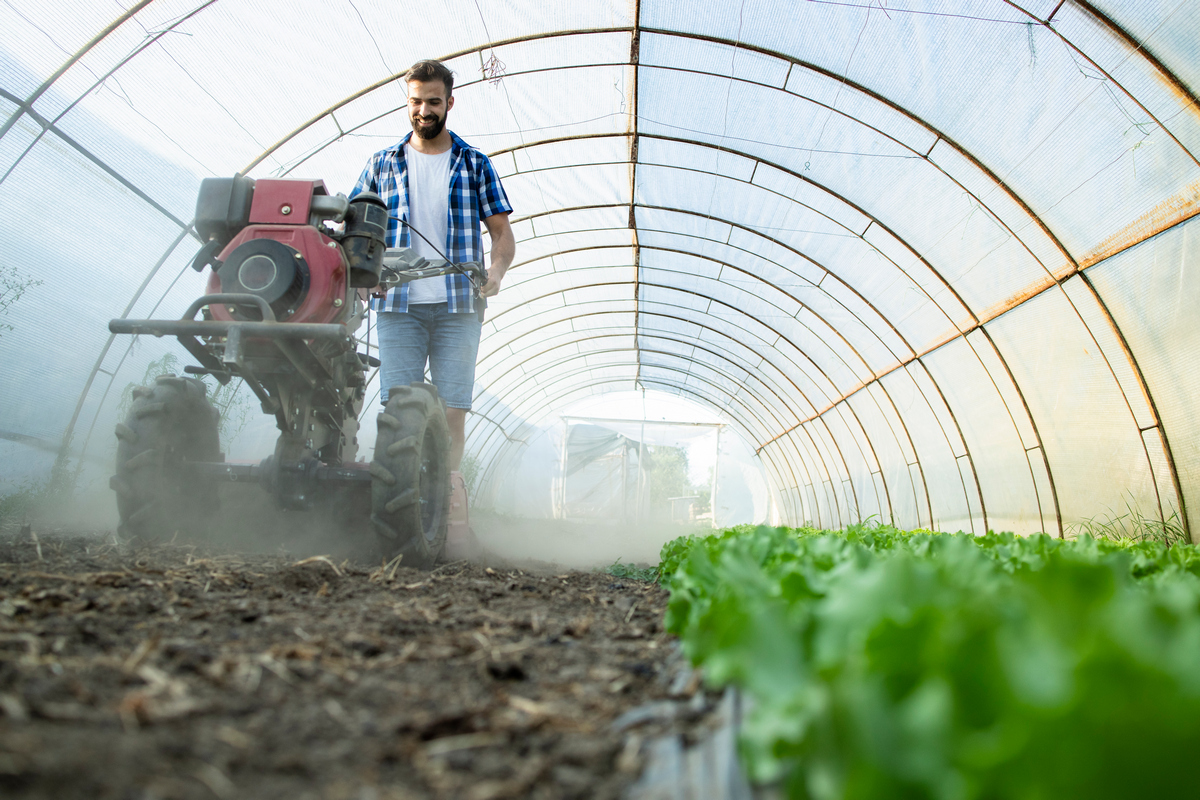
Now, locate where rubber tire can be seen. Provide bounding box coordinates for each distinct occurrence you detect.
[370,383,451,568]
[110,374,221,542]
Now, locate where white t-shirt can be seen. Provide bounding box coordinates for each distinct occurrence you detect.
[404,142,452,305]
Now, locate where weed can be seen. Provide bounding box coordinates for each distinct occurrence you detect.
[1066,499,1189,547]
[604,558,659,583]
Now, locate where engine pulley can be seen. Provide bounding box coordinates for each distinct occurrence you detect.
[217,238,310,319]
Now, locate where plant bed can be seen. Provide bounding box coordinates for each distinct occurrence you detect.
[0,528,710,800]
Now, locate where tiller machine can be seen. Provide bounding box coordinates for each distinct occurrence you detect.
[109,176,483,566]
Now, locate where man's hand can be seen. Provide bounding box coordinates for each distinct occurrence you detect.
[482,212,515,300]
[480,274,502,298]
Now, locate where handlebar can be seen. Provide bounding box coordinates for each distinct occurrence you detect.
[376,247,486,294]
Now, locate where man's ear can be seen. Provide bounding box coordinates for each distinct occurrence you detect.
[447,95,455,112]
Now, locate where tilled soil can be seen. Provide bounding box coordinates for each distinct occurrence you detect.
[0,528,706,800]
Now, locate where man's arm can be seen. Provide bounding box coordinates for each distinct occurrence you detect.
[480,212,515,298]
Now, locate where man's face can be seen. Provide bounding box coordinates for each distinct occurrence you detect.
[407,79,453,139]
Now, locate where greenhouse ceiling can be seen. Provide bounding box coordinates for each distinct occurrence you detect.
[1,1,1198,539]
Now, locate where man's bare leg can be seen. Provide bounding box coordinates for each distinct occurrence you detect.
[446,407,466,471]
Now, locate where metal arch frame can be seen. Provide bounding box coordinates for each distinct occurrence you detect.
[476,206,987,531]
[476,273,903,527]
[790,399,875,527]
[638,360,845,524]
[487,243,880,394]
[479,326,807,442]
[619,208,1032,537]
[24,4,1186,535]
[478,18,1176,539]
[555,215,1137,539]
[496,146,1022,376]
[630,2,644,392]
[466,316,817,518]
[1037,1,1199,171]
[508,201,914,364]
[5,0,219,464]
[478,318,815,430]
[265,35,1057,309]
[248,28,1165,534]
[1074,269,1188,536]
[469,287,980,534]
[269,46,1064,317]
[467,360,810,524]
[0,1,218,192]
[817,396,899,528]
[108,19,1200,450]
[838,374,947,531]
[57,230,194,464]
[0,0,157,142]
[0,89,191,227]
[498,133,1057,346]
[886,356,992,535]
[470,309,817,510]
[484,349,790,450]
[483,310,821,424]
[485,211,977,528]
[495,130,973,336]
[482,278,847,418]
[626,23,1161,270]
[249,4,1197,250]
[471,374,801,525]
[501,236,891,385]
[443,50,1182,540]
[956,324,1062,537]
[258,28,1059,295]
[468,297,946,531]
[474,309,809,451]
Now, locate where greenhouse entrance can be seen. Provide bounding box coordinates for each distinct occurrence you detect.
[558,415,724,526]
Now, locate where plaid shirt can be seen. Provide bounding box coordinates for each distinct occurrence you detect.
[350,131,512,313]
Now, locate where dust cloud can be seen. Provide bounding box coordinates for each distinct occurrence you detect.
[14,479,702,572]
[470,511,702,571]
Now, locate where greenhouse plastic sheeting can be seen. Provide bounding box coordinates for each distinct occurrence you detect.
[2,1,1199,539]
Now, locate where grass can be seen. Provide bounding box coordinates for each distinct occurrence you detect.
[603,558,660,583]
[1065,500,1189,547]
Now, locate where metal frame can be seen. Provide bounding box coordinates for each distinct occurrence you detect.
[6,1,1194,537]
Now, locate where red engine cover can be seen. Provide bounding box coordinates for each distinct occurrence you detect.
[248,179,324,225]
[206,178,347,325]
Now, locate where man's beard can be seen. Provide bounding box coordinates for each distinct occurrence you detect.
[412,113,446,140]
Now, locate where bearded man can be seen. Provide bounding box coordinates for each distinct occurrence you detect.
[350,59,515,474]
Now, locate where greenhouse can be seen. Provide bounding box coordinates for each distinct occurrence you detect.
[3,0,1199,540]
[2,1,1200,797]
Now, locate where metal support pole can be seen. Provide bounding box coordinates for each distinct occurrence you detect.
[712,425,722,529]
[637,387,647,525]
[558,419,571,520]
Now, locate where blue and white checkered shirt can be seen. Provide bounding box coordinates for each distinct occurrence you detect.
[350,131,513,314]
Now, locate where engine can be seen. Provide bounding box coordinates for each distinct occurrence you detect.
[193,176,387,323]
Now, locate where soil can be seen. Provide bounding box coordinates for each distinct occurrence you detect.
[0,524,710,800]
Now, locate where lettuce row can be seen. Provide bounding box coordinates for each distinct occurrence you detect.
[659,526,1200,799]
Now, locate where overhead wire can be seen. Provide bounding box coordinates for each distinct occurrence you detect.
[703,0,747,222]
[346,0,394,76]
[468,0,560,243]
[805,0,875,172]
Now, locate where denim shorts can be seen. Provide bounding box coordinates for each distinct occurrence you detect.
[376,304,481,409]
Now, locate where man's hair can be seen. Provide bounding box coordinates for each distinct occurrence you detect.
[404,60,455,97]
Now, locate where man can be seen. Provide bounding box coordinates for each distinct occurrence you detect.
[350,59,515,473]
